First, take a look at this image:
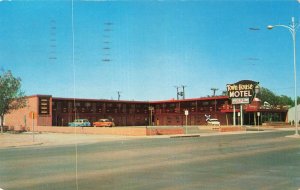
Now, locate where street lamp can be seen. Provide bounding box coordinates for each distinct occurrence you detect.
[267,17,299,136]
[254,84,260,97]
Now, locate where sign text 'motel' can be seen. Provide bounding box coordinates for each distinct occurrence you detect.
[227,84,254,98]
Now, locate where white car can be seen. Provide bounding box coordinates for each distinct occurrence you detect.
[207,119,220,126]
[68,119,91,127]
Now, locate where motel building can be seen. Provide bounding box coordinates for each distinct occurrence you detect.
[4,93,288,130]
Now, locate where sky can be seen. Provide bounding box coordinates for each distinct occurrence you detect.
[0,0,300,101]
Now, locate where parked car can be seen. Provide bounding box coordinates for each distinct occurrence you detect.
[207,118,220,126]
[68,119,91,127]
[93,119,115,127]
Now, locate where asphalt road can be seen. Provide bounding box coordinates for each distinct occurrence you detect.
[0,131,300,190]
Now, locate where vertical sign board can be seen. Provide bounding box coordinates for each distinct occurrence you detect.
[184,110,189,134]
[29,111,35,119]
[39,97,50,115]
[184,110,189,116]
[29,111,35,142]
[227,80,259,126]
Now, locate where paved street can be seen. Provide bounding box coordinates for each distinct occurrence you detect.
[0,130,300,190]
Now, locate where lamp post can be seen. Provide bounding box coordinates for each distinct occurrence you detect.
[254,84,260,97]
[267,17,299,136]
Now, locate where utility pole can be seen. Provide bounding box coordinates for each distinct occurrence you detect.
[174,86,180,100]
[174,85,187,100]
[211,88,219,97]
[211,88,219,113]
[182,85,187,99]
[117,91,121,101]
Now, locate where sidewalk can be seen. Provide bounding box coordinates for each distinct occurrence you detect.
[0,126,296,149]
[0,132,137,149]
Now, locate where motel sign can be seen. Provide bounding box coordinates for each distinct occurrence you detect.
[226,80,259,126]
[227,80,259,105]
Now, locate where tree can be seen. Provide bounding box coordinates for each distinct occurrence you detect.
[257,87,294,107]
[0,70,26,134]
[277,95,293,107]
[257,87,278,106]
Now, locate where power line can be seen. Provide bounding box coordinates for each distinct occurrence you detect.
[102,22,113,63]
[48,19,57,61]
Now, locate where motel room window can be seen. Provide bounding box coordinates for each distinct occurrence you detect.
[96,103,103,113]
[85,102,92,112]
[68,102,73,109]
[202,101,209,106]
[52,101,56,111]
[122,104,127,113]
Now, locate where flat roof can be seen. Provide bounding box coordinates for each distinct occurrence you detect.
[28,94,229,104]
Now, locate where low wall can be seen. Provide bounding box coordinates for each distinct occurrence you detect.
[219,126,246,132]
[28,126,184,136]
[146,128,184,136]
[30,126,147,136]
[262,122,290,128]
[262,122,287,126]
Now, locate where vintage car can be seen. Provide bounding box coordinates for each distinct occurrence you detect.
[68,119,91,127]
[207,119,220,126]
[93,119,115,127]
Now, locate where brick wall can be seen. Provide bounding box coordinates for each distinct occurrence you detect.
[4,95,52,129]
[5,96,38,129]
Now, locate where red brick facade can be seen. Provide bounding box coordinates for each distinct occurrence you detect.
[5,95,52,130]
[4,94,288,128]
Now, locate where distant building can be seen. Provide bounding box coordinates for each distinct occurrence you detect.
[287,105,300,125]
[4,94,288,128]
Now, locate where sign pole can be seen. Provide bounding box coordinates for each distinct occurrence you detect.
[184,110,189,134]
[32,119,34,142]
[240,104,243,126]
[31,112,35,142]
[257,112,260,131]
[227,81,259,127]
[233,105,236,126]
[148,106,154,126]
